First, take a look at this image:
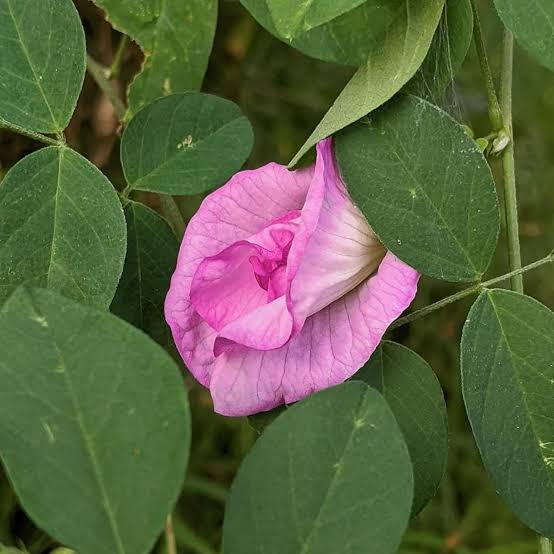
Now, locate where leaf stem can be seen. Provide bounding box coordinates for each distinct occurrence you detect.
[108,35,129,79]
[159,195,186,239]
[539,537,553,554]
[165,514,177,554]
[389,252,554,330]
[0,118,63,147]
[86,55,126,120]
[183,475,228,504]
[499,29,524,293]
[470,0,504,132]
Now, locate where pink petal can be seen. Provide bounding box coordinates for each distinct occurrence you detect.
[165,162,312,384]
[209,252,419,416]
[288,139,386,330]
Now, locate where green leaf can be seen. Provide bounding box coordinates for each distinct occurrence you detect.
[0,147,126,308]
[0,287,190,554]
[223,382,413,554]
[92,0,218,115]
[121,93,254,195]
[335,95,499,282]
[461,289,554,536]
[0,0,85,133]
[110,201,178,347]
[405,0,473,100]
[241,0,411,67]
[354,341,448,515]
[289,0,444,166]
[494,0,554,72]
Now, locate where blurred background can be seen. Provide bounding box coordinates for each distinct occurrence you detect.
[0,1,553,553]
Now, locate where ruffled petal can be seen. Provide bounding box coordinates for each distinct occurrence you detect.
[165,162,313,385]
[289,139,386,328]
[190,241,269,331]
[209,252,419,416]
[214,296,293,354]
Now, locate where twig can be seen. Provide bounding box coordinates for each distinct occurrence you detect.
[86,55,126,120]
[165,514,177,554]
[0,118,63,147]
[499,30,524,293]
[390,253,554,330]
[108,35,129,79]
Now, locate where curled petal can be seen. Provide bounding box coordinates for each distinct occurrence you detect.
[288,139,386,330]
[209,252,419,416]
[165,162,313,379]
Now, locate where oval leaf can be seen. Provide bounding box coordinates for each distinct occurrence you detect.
[241,0,410,66]
[121,93,254,195]
[335,95,499,282]
[494,0,554,72]
[110,201,178,347]
[92,0,217,115]
[405,0,473,100]
[289,0,444,166]
[0,0,85,133]
[0,287,191,554]
[223,382,414,554]
[354,341,448,515]
[0,147,126,308]
[461,289,554,536]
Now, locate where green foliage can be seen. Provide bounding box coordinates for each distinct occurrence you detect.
[0,0,553,551]
[121,93,254,194]
[406,0,473,100]
[461,289,554,537]
[0,147,126,308]
[289,0,444,165]
[0,0,85,134]
[91,0,218,115]
[0,288,191,554]
[335,95,499,282]
[111,201,179,347]
[240,0,411,67]
[355,342,448,516]
[223,382,413,554]
[494,0,554,72]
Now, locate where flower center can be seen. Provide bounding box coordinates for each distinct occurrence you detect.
[249,227,294,301]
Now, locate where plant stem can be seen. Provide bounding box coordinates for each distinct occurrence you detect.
[499,30,524,293]
[159,195,186,238]
[539,537,553,554]
[0,118,63,147]
[389,252,554,330]
[165,514,177,554]
[86,55,126,120]
[183,475,228,504]
[108,35,129,79]
[470,0,504,131]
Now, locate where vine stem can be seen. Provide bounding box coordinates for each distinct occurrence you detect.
[86,55,126,120]
[165,514,177,554]
[159,195,186,239]
[108,35,129,79]
[540,537,554,554]
[499,30,524,293]
[470,0,504,132]
[0,118,63,147]
[389,252,553,330]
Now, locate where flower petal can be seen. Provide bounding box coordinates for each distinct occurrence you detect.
[214,295,293,354]
[289,139,386,328]
[165,162,313,385]
[209,252,419,416]
[190,241,269,331]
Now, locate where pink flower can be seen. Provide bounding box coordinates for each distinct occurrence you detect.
[165,139,419,416]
